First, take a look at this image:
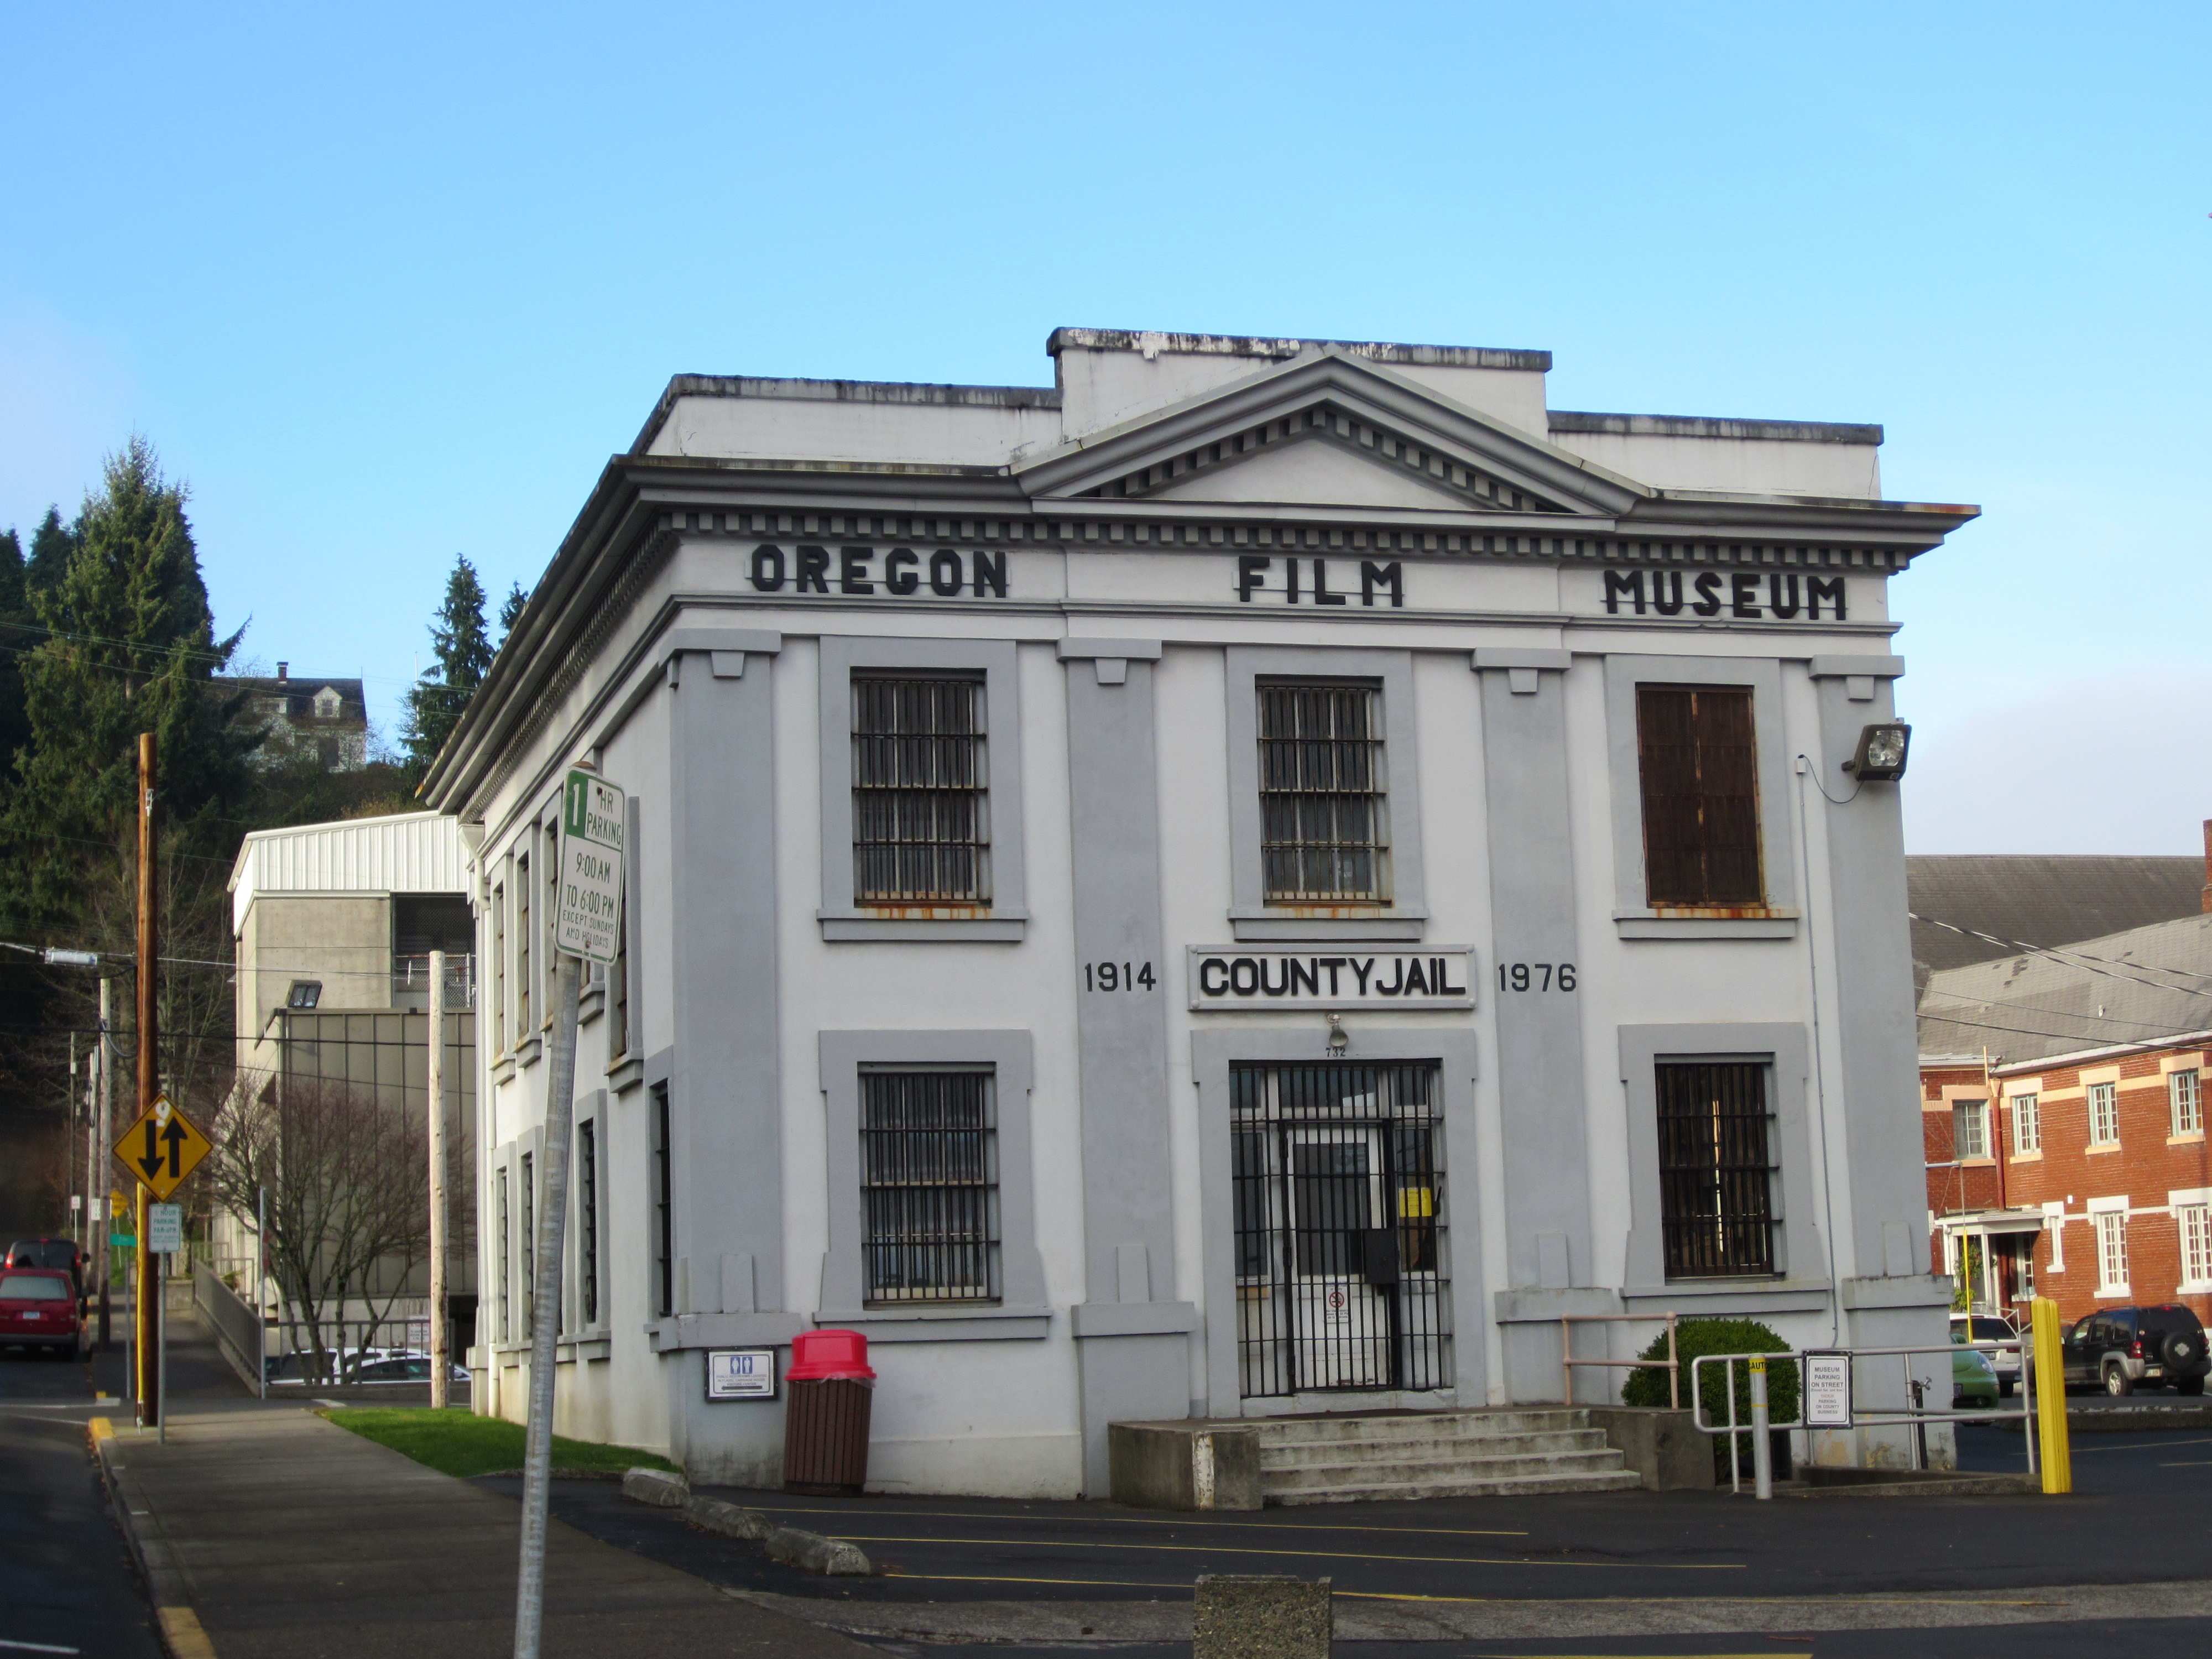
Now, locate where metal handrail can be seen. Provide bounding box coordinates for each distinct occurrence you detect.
[1561,1311,1679,1410]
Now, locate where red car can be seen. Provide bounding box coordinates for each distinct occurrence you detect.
[0,1269,86,1360]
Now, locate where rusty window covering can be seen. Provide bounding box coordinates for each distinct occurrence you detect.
[859,1069,1000,1305]
[515,853,531,1032]
[1258,682,1389,903]
[1635,684,1762,906]
[852,674,990,905]
[1656,1061,1777,1279]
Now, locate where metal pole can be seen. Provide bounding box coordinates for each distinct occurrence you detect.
[2020,1331,2037,1478]
[513,950,582,1659]
[257,1186,268,1401]
[98,978,113,1351]
[1560,1317,1572,1406]
[428,949,448,1411]
[135,731,159,1430]
[1666,1314,1679,1411]
[1749,1355,1772,1500]
[122,1233,134,1421]
[1726,1356,1740,1493]
[157,1249,167,1445]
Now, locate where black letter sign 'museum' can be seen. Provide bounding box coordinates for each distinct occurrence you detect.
[1602,568,1846,620]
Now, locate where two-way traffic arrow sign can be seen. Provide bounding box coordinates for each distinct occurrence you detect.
[113,1094,211,1201]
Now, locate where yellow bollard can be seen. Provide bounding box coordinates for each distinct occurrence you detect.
[2032,1296,2070,1494]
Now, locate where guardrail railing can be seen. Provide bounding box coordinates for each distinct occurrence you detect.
[1560,1312,1680,1410]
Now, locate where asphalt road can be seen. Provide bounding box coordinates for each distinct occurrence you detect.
[0,1334,162,1658]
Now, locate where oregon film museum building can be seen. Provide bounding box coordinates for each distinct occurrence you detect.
[425,328,1978,1495]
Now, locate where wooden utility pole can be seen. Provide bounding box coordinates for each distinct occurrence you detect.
[427,948,449,1410]
[135,732,158,1430]
[97,977,113,1349]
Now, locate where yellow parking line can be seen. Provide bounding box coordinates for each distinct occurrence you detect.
[831,1533,1743,1570]
[1340,1592,2061,1606]
[883,1569,1192,1592]
[156,1608,217,1659]
[762,1504,1525,1536]
[2072,1436,2212,1453]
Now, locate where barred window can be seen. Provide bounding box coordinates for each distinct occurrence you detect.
[492,885,507,1053]
[1258,682,1389,902]
[496,1167,510,1342]
[651,1083,673,1317]
[578,1120,600,1328]
[1635,684,1762,906]
[515,854,531,1032]
[519,1151,535,1328]
[1657,1061,1777,1278]
[859,1069,999,1304]
[852,675,990,905]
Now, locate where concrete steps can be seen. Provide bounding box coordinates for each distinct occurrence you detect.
[1252,1408,1642,1505]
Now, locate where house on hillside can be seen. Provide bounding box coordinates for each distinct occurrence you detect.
[425,326,1979,1491]
[1920,885,2212,1331]
[217,662,371,771]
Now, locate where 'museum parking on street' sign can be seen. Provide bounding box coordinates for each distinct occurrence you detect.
[1803,1353,1852,1427]
[557,768,625,964]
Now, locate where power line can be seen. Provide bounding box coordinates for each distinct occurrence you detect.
[1910,910,2212,1001]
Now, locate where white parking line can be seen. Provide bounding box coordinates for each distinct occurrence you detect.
[0,1639,81,1654]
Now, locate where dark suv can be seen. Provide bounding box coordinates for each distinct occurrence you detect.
[2062,1305,2209,1396]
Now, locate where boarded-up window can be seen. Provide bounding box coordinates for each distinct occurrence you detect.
[1635,685,1761,906]
[1657,1061,1776,1278]
[852,675,990,905]
[1258,682,1389,902]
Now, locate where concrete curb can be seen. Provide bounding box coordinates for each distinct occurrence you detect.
[763,1525,873,1577]
[685,1495,770,1541]
[619,1466,690,1506]
[90,1417,221,1659]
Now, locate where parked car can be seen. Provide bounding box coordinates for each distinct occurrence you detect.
[0,1269,87,1359]
[1950,1343,2000,1412]
[1950,1312,2024,1394]
[4,1239,86,1304]
[2061,1305,2210,1396]
[349,1353,469,1385]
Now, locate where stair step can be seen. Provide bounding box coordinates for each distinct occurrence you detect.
[1249,1410,1589,1446]
[1266,1468,1646,1506]
[1264,1447,1630,1492]
[1261,1429,1611,1468]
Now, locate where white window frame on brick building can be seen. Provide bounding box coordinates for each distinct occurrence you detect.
[2176,1196,2212,1292]
[2008,1089,2040,1155]
[2088,1081,2120,1146]
[1952,1098,1987,1161]
[2089,1197,2130,1297]
[2171,1068,2202,1138]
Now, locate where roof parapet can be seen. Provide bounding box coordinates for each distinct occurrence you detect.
[1046,327,1551,373]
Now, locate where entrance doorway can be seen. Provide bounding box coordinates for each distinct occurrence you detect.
[1232,1061,1450,1398]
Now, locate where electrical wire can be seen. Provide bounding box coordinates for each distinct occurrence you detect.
[1911,910,2212,996]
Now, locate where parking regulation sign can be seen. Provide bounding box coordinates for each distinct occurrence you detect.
[556,768,625,964]
[148,1202,183,1256]
[1803,1352,1852,1427]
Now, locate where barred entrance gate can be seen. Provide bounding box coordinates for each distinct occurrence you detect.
[1232,1061,1450,1398]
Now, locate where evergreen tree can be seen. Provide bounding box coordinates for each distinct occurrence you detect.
[0,530,29,790]
[399,556,493,785]
[24,507,74,593]
[0,439,254,1120]
[498,580,528,644]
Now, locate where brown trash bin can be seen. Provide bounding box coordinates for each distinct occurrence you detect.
[782,1328,875,1496]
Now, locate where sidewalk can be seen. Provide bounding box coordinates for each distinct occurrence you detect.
[94,1400,878,1658]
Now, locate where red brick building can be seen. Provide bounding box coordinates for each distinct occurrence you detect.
[1922,1037,2211,1329]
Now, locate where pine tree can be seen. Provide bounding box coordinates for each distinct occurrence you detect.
[399,556,493,785]
[0,530,29,791]
[24,507,74,593]
[498,580,528,644]
[0,439,254,1120]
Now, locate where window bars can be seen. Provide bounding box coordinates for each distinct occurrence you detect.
[1258,682,1390,903]
[1230,1061,1449,1398]
[851,674,991,905]
[859,1070,1000,1305]
[651,1083,673,1318]
[1656,1061,1777,1278]
[578,1120,599,1328]
[1634,684,1762,906]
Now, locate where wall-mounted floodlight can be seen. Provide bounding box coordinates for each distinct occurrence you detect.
[1842,722,1911,781]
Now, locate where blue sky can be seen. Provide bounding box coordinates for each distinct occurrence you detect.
[3,3,2205,853]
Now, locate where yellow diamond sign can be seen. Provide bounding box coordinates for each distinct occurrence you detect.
[113,1094,212,1201]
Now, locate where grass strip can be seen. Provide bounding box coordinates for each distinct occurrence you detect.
[322,1406,677,1480]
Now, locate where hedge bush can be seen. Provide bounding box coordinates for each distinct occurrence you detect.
[1621,1317,1799,1426]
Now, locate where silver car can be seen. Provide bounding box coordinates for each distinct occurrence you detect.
[1951,1313,2023,1395]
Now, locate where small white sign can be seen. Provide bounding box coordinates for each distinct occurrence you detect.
[556,769,626,964]
[706,1348,777,1401]
[1187,947,1477,1011]
[1803,1352,1852,1427]
[148,1202,183,1256]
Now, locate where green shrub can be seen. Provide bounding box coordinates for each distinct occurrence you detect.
[1620,1317,1799,1426]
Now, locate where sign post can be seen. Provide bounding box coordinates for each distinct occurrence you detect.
[514,766,624,1659]
[113,1092,210,1437]
[149,1202,181,1443]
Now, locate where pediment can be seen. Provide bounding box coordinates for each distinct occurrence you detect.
[1015,348,1648,520]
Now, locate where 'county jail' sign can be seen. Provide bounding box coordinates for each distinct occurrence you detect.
[1187,947,1477,1011]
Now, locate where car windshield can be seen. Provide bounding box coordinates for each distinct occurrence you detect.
[1,1274,73,1302]
[1970,1318,2013,1340]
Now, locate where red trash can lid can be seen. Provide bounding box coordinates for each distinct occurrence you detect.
[789,1328,875,1381]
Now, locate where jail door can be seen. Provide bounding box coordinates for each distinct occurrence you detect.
[1288,1126,1392,1389]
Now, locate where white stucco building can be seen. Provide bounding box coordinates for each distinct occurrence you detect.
[427,328,1976,1494]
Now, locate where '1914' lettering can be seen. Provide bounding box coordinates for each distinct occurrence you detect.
[1603,570,1845,620]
